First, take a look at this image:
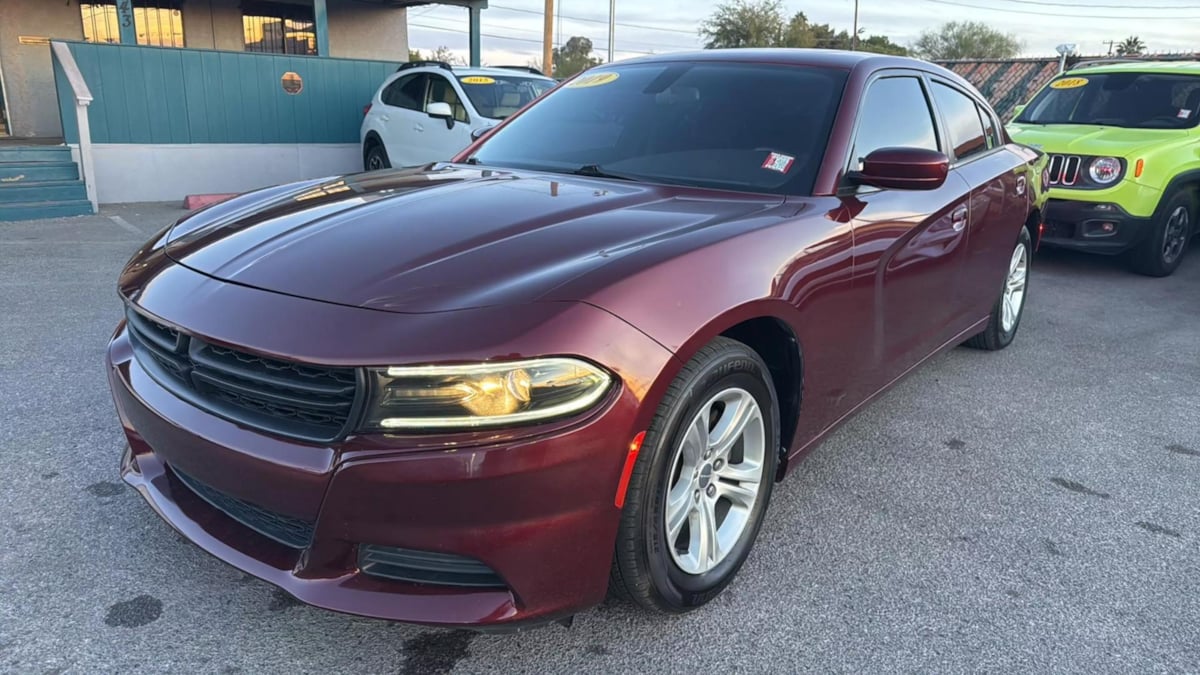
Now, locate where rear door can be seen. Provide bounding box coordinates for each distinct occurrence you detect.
[846,73,973,386]
[927,79,1031,322]
[377,73,432,167]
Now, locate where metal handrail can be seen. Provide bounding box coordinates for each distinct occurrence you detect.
[50,41,98,212]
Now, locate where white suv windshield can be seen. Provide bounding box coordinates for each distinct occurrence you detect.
[456,75,555,120]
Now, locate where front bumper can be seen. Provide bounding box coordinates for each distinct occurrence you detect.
[105,265,674,628]
[1041,198,1155,255]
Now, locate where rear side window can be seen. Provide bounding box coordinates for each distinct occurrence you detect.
[382,74,427,111]
[977,104,1001,148]
[931,82,988,161]
[852,77,939,168]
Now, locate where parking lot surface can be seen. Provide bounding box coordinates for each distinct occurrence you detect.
[2,204,1198,674]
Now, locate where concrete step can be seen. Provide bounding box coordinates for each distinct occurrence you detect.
[0,145,73,163]
[0,199,94,222]
[0,162,80,183]
[0,179,88,204]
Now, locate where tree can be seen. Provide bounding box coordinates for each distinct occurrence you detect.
[553,36,603,78]
[912,21,1022,60]
[1116,36,1146,56]
[409,45,466,65]
[700,1,907,54]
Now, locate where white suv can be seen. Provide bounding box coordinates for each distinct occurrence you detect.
[360,62,556,171]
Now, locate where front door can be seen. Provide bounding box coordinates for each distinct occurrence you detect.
[422,74,474,161]
[845,74,972,389]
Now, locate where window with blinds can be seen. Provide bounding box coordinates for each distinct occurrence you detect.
[243,2,317,55]
[81,2,185,48]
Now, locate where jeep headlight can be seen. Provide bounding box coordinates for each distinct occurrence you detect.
[1088,157,1122,185]
[363,358,612,431]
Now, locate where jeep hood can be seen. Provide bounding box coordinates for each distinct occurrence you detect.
[164,165,787,313]
[1008,123,1189,157]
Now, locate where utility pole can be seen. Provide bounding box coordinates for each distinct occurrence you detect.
[608,0,616,64]
[1102,39,1116,55]
[851,0,859,51]
[543,0,555,77]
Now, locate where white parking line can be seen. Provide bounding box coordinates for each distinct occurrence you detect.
[108,215,145,236]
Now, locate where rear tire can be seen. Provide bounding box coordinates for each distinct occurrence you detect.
[364,141,391,172]
[610,337,779,613]
[966,226,1032,351]
[1130,190,1194,277]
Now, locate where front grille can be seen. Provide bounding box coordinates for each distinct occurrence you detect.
[359,545,507,588]
[125,306,362,442]
[1047,154,1082,186]
[172,467,314,549]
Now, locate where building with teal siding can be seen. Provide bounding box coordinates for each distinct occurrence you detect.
[0,0,487,218]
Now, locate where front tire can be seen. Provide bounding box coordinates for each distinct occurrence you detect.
[966,225,1032,351]
[610,337,780,613]
[364,141,391,172]
[1130,190,1194,277]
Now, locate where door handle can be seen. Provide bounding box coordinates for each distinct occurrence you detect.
[379,115,390,123]
[951,205,968,232]
[414,123,424,132]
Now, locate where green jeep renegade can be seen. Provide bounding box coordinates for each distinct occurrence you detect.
[1008,61,1200,276]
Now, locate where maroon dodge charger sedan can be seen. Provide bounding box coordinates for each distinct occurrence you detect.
[107,50,1045,628]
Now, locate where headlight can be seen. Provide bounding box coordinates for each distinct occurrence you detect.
[1088,157,1122,185]
[362,358,612,431]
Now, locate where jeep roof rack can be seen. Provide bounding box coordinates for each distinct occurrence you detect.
[397,60,453,73]
[1070,57,1197,70]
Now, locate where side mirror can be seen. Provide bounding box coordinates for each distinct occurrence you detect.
[854,147,950,191]
[426,101,453,119]
[470,126,494,141]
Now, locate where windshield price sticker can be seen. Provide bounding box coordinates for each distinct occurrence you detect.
[1051,77,1089,90]
[567,72,620,88]
[762,152,795,174]
[461,76,496,85]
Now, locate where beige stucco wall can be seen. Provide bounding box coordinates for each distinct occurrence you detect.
[0,1,83,138]
[0,0,409,139]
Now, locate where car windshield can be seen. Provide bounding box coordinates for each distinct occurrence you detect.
[1016,72,1200,129]
[469,62,848,195]
[456,75,555,120]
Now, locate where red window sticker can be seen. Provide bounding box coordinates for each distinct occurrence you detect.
[1178,108,1193,119]
[762,152,795,174]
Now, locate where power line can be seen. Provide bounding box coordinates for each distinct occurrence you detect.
[490,4,699,36]
[919,0,1200,18]
[984,0,1200,8]
[410,13,698,53]
[408,21,669,55]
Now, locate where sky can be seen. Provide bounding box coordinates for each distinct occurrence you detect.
[407,0,1200,66]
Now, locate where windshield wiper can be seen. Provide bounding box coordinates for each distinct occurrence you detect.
[572,164,638,181]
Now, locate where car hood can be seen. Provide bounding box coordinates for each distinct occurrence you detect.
[164,165,785,313]
[1007,123,1189,157]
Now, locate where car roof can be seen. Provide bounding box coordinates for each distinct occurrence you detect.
[450,65,553,80]
[1069,60,1200,76]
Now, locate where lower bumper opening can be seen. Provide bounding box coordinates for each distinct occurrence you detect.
[359,545,507,589]
[171,467,315,550]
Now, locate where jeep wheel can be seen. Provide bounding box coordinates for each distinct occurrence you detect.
[1131,190,1194,277]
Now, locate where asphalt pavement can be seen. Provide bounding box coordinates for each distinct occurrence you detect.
[1,204,1197,674]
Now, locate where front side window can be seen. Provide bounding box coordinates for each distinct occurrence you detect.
[931,82,989,161]
[851,76,939,168]
[1017,72,1200,129]
[427,76,470,123]
[457,75,555,120]
[81,1,185,48]
[471,63,848,196]
[243,2,316,55]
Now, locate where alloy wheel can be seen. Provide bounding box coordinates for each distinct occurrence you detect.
[664,387,766,575]
[1162,205,1189,265]
[1001,240,1029,333]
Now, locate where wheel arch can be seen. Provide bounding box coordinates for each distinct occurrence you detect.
[1161,169,1200,211]
[362,131,385,164]
[638,300,805,482]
